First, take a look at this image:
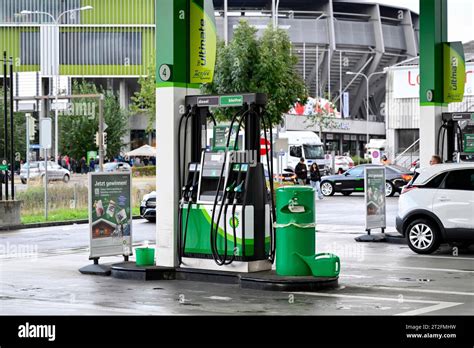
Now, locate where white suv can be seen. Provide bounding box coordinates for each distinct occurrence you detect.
[396,163,474,254]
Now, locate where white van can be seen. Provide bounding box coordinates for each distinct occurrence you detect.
[276,131,328,175]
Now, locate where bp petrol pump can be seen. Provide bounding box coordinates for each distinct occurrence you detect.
[438,112,474,163]
[177,93,276,272]
[154,0,340,282]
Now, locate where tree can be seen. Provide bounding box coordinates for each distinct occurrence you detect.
[58,80,128,161]
[202,21,307,126]
[131,54,156,132]
[0,88,26,167]
[305,97,339,139]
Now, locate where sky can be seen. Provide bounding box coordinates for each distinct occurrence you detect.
[372,0,474,43]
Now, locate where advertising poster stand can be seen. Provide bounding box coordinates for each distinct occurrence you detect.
[355,166,387,242]
[80,172,133,275]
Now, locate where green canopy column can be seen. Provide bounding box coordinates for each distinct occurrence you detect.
[419,0,448,168]
[155,0,216,267]
[155,0,199,267]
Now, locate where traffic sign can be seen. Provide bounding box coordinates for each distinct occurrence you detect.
[40,118,52,149]
[260,138,271,156]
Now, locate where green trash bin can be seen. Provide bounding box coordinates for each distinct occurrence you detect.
[275,186,316,276]
[135,247,155,266]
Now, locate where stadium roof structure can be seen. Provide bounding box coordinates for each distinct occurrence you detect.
[214,0,420,120]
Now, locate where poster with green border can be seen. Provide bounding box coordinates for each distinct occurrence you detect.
[89,172,133,258]
[364,166,386,230]
[443,41,466,103]
[189,0,216,84]
[212,124,240,151]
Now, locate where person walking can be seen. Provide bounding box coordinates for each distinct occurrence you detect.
[295,158,308,185]
[310,163,323,200]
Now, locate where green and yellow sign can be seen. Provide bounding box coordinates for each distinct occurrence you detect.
[189,0,217,84]
[443,41,466,103]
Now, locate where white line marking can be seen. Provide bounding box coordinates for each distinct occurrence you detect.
[295,291,441,304]
[396,302,463,316]
[292,292,463,316]
[344,264,474,273]
[349,285,474,296]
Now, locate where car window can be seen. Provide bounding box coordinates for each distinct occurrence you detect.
[423,172,448,188]
[443,169,474,191]
[290,146,302,158]
[348,167,364,177]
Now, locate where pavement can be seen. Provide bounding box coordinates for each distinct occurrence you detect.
[1,195,473,315]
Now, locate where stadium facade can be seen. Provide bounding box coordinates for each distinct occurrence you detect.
[1,0,419,155]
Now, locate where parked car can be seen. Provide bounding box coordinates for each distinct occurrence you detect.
[396,163,474,254]
[100,162,132,173]
[19,161,71,184]
[140,191,156,222]
[320,164,413,197]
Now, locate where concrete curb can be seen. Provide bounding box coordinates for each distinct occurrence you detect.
[0,215,144,232]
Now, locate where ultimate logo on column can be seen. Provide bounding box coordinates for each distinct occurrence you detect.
[190,0,217,84]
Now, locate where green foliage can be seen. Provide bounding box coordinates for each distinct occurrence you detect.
[305,98,339,137]
[351,155,371,165]
[202,21,307,126]
[0,88,27,164]
[58,80,128,161]
[131,165,156,177]
[131,54,156,131]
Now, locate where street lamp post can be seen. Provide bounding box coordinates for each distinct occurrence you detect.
[346,71,386,146]
[19,6,93,162]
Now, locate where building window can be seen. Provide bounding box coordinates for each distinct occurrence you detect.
[21,31,40,65]
[397,129,419,153]
[19,30,143,66]
[60,32,142,65]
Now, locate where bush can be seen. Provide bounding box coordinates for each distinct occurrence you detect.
[352,156,370,165]
[17,182,155,219]
[132,165,156,177]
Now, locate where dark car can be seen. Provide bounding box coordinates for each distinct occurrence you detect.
[140,191,156,222]
[320,164,413,197]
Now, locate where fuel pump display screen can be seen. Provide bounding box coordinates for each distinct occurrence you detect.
[201,152,226,177]
[464,134,474,153]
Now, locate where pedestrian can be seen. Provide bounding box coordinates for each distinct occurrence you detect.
[295,158,308,185]
[80,157,86,174]
[64,155,70,170]
[71,157,77,174]
[310,163,323,200]
[89,157,96,172]
[430,155,442,166]
[381,155,391,165]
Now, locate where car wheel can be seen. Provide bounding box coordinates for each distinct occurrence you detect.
[385,181,395,197]
[321,181,335,196]
[63,174,70,183]
[406,218,441,254]
[342,191,352,196]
